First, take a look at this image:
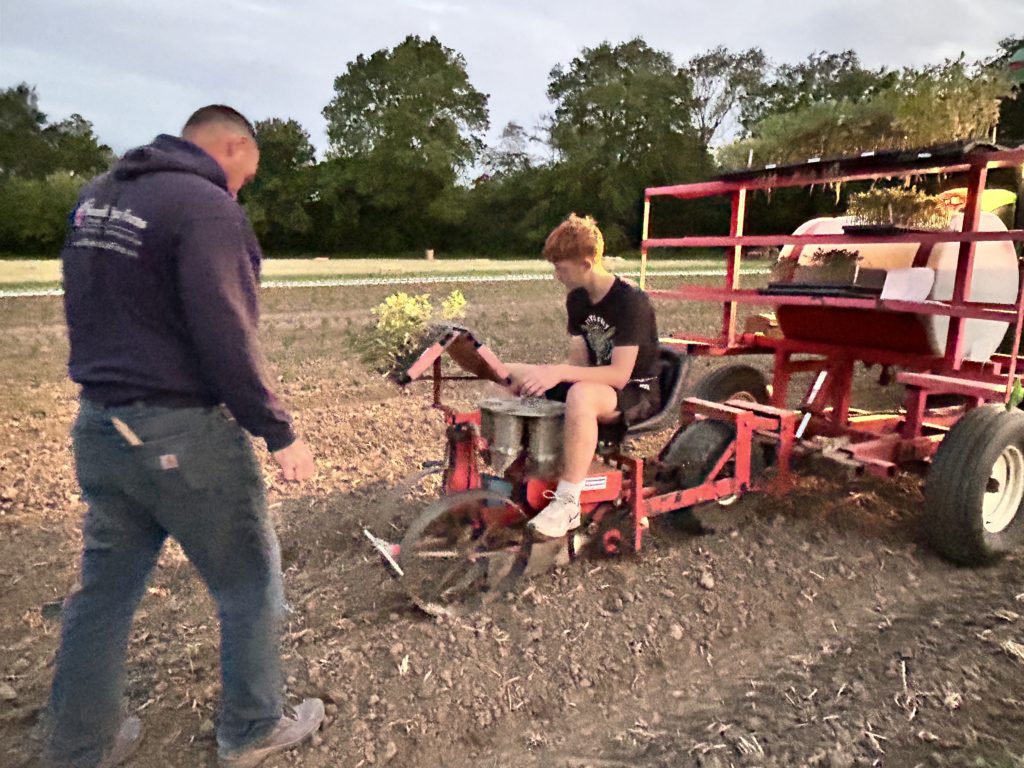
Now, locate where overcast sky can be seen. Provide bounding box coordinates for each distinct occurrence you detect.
[2,0,1022,156]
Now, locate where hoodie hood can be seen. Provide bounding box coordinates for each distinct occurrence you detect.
[63,133,293,450]
[114,134,228,191]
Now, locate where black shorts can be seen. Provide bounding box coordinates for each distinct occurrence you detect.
[544,381,661,426]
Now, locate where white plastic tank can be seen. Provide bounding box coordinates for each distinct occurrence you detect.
[782,216,918,269]
[777,213,1018,362]
[925,212,1019,362]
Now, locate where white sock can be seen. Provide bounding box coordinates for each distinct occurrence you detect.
[556,479,585,504]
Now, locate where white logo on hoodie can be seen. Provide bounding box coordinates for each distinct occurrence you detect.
[69,198,148,259]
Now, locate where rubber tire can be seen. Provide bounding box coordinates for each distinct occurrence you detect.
[924,405,1024,566]
[659,419,766,491]
[692,364,770,405]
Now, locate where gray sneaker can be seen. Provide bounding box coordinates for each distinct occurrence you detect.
[38,714,142,768]
[97,716,144,768]
[217,699,325,768]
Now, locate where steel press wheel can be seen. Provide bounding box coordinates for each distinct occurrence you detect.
[397,489,528,613]
[924,406,1024,565]
[382,464,445,521]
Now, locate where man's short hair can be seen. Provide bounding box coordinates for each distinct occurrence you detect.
[543,213,605,265]
[182,105,256,141]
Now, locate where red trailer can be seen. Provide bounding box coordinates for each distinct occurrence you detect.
[367,142,1024,614]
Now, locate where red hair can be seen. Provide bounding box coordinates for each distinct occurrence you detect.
[542,214,604,265]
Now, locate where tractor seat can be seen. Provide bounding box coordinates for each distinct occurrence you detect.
[598,344,690,446]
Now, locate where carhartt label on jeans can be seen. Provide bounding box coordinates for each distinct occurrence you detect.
[159,454,179,470]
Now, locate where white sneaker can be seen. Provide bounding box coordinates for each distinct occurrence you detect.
[528,491,582,538]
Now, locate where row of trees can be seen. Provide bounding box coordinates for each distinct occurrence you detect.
[0,85,114,254]
[2,35,1022,256]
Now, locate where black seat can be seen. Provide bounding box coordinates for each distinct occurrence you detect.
[597,344,690,446]
[626,344,690,435]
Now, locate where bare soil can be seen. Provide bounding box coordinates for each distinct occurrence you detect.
[1,278,1023,768]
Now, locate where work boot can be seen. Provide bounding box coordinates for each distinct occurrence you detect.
[98,716,143,768]
[39,715,143,768]
[528,491,581,538]
[217,698,325,768]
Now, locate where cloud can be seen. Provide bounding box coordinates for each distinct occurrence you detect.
[2,0,1021,155]
[404,0,470,15]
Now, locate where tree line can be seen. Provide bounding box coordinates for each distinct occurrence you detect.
[1,35,1022,257]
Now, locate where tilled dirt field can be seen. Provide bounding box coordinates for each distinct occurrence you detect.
[1,279,1023,768]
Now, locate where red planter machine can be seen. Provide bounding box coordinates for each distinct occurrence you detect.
[368,143,1024,612]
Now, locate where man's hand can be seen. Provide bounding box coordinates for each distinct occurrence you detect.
[273,438,317,482]
[517,364,563,397]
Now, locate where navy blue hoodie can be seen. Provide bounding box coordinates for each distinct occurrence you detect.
[62,134,295,451]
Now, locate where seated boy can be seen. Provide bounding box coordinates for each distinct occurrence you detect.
[507,214,660,538]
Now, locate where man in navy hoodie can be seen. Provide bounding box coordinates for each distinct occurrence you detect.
[45,106,323,768]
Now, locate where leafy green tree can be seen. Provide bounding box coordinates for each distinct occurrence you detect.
[304,157,361,252]
[544,38,714,251]
[0,84,111,253]
[992,35,1024,145]
[459,164,563,255]
[0,173,85,254]
[721,56,1011,168]
[0,84,55,179]
[462,123,555,255]
[45,113,113,177]
[240,117,316,251]
[481,121,533,177]
[547,39,692,163]
[895,58,1010,144]
[324,34,488,168]
[321,34,489,252]
[741,50,897,129]
[0,85,111,180]
[685,46,767,146]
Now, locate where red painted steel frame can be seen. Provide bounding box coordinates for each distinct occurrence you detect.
[400,148,1024,560]
[647,148,1024,199]
[429,399,790,554]
[643,147,1024,476]
[597,398,799,551]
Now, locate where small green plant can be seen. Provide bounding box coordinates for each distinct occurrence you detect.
[350,290,468,375]
[769,255,798,283]
[1008,378,1024,411]
[848,186,951,230]
[808,248,861,268]
[440,290,467,320]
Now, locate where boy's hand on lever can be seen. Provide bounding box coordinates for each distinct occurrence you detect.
[518,365,563,397]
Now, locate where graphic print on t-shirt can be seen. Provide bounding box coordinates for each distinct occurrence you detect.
[582,314,616,365]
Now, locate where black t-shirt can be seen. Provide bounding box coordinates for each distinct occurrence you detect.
[566,277,659,382]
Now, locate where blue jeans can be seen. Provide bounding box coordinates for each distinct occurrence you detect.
[46,400,284,767]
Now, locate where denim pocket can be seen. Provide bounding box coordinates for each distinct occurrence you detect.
[135,430,242,491]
